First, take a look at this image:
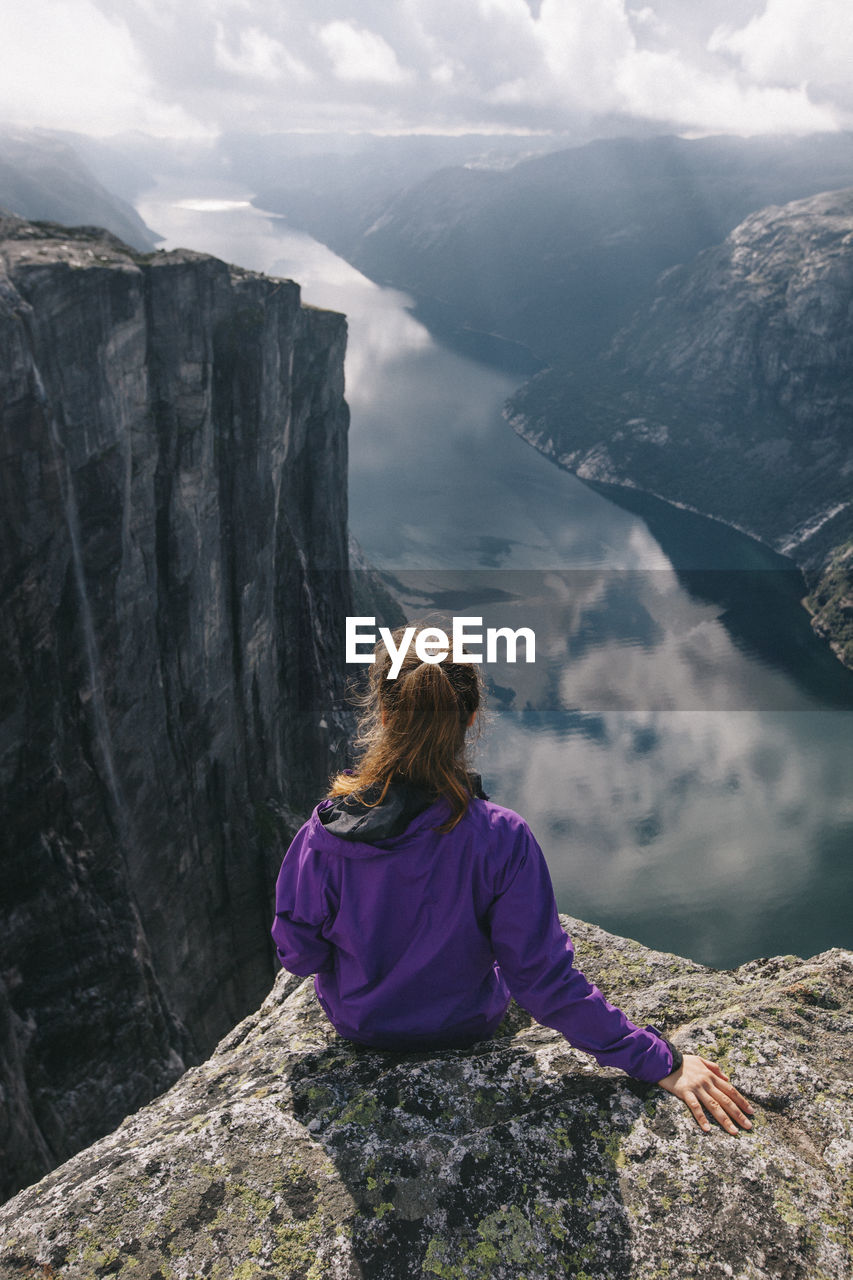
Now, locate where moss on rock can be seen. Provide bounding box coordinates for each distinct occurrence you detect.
[0,917,851,1279]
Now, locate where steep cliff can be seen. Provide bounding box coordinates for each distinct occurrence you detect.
[507,189,853,662]
[0,916,850,1280]
[0,216,352,1201]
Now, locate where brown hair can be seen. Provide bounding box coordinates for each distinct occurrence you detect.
[329,626,484,830]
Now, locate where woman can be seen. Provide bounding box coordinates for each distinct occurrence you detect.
[272,630,753,1135]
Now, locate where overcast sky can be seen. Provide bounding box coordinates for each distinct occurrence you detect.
[2,0,851,140]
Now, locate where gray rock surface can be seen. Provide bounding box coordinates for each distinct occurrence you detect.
[507,189,853,664]
[0,916,850,1280]
[805,537,853,668]
[0,217,351,1200]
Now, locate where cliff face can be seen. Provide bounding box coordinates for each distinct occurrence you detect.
[507,189,853,662]
[0,216,351,1201]
[805,538,853,668]
[0,917,850,1280]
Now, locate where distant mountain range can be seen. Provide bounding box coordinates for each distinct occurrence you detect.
[2,126,850,664]
[254,131,853,365]
[0,128,159,250]
[254,131,853,668]
[507,187,853,667]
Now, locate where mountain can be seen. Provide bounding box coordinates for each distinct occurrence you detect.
[0,129,159,250]
[255,132,853,666]
[0,215,351,1201]
[1,916,850,1279]
[254,132,853,364]
[507,189,853,666]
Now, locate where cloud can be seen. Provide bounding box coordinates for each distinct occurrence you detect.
[318,20,411,84]
[502,0,838,132]
[629,5,664,30]
[0,0,207,136]
[405,0,844,134]
[214,23,311,82]
[1,0,848,138]
[709,0,853,97]
[615,47,840,133]
[537,0,634,89]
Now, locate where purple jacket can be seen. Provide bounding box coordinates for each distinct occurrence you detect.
[271,787,674,1082]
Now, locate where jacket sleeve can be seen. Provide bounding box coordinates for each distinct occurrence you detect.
[486,817,673,1083]
[271,826,335,977]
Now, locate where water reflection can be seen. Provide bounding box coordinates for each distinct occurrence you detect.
[137,184,853,967]
[479,709,852,967]
[379,569,853,712]
[358,564,853,965]
[139,182,671,573]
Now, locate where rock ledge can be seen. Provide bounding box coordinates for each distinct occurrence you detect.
[1,917,851,1280]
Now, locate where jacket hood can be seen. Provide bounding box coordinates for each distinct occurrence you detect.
[312,773,489,852]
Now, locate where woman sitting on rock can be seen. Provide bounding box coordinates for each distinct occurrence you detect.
[271,631,753,1135]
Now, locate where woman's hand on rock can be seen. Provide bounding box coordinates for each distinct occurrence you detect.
[657,1054,754,1135]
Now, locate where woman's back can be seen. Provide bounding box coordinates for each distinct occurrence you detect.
[273,779,518,1048]
[272,627,755,1133]
[273,773,679,1079]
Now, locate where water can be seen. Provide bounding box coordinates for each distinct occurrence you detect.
[138,184,853,969]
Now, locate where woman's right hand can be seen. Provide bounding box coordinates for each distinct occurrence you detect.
[657,1054,754,1135]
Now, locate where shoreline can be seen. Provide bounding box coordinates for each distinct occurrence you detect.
[506,407,853,673]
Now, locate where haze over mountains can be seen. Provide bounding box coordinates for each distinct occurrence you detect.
[3,123,853,633]
[252,131,853,363]
[243,128,853,665]
[0,129,158,251]
[508,187,853,663]
[2,123,851,668]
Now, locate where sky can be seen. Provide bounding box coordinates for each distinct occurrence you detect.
[1,0,851,140]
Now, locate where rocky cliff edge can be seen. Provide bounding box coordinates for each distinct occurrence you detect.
[0,216,351,1200]
[1,917,850,1280]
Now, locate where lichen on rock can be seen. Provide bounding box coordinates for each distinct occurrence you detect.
[0,916,850,1279]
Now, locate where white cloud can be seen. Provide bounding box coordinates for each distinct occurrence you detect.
[629,5,663,28]
[410,0,543,97]
[0,0,848,139]
[318,20,411,85]
[615,47,840,133]
[709,0,853,87]
[475,0,841,133]
[214,23,311,82]
[430,61,456,86]
[476,0,531,18]
[0,0,206,136]
[537,0,634,90]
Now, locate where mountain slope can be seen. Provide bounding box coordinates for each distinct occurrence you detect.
[507,189,853,661]
[0,129,159,250]
[257,132,853,364]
